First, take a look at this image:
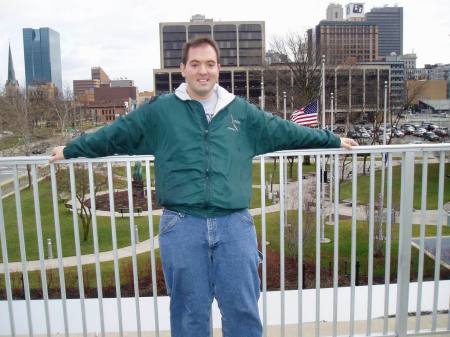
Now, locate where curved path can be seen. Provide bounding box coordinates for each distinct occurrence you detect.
[1,175,447,273]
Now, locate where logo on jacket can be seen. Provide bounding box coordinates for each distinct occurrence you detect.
[227,114,240,132]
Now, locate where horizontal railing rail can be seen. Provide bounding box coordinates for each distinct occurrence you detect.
[0,144,449,337]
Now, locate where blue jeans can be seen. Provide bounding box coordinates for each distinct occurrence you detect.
[158,209,262,337]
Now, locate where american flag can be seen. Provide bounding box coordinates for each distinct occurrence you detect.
[290,100,319,126]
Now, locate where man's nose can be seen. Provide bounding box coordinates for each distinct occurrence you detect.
[198,64,207,74]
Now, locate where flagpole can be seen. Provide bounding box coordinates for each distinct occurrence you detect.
[320,55,330,243]
[283,91,288,232]
[321,55,325,129]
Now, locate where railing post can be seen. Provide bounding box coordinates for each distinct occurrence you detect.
[395,152,415,337]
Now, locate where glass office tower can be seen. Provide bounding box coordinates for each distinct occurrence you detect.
[23,27,63,93]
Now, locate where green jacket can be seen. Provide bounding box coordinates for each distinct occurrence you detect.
[64,84,341,217]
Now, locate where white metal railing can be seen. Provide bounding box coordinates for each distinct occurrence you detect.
[0,144,449,337]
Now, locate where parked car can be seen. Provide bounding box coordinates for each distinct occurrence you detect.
[392,128,405,138]
[333,126,345,134]
[434,128,449,137]
[423,132,440,142]
[346,130,358,139]
[31,143,48,154]
[412,127,427,137]
[377,131,391,143]
[421,122,439,131]
[357,130,371,139]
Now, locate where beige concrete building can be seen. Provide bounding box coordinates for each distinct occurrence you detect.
[406,80,447,104]
[308,20,379,65]
[138,91,155,106]
[91,66,110,84]
[154,15,265,103]
[73,79,100,103]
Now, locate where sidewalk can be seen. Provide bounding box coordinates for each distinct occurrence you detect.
[0,236,160,273]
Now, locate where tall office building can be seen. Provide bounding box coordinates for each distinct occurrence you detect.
[308,20,379,65]
[23,27,62,93]
[154,15,265,101]
[326,3,344,21]
[365,6,403,57]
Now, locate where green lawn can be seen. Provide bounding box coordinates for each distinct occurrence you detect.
[1,160,448,295]
[0,174,159,263]
[253,210,450,283]
[340,163,449,209]
[3,210,448,295]
[0,136,22,151]
[252,159,316,185]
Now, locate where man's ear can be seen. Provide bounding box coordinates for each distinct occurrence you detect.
[180,63,186,78]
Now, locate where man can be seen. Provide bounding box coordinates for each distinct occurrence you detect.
[51,37,357,337]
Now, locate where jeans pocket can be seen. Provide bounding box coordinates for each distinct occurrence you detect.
[159,209,181,235]
[236,209,254,225]
[257,249,263,264]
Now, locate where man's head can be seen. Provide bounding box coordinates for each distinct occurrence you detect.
[180,37,221,100]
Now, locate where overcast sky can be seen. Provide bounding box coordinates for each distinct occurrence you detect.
[1,0,449,92]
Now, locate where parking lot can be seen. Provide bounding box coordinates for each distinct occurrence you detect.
[335,116,449,145]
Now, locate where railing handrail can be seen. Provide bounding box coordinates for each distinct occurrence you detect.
[1,143,449,165]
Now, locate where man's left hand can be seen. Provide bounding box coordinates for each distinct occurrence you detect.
[340,137,358,150]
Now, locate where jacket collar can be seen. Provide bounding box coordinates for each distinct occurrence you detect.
[174,83,235,114]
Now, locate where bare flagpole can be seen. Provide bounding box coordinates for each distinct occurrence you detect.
[321,55,330,243]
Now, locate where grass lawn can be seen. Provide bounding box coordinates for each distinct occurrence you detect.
[252,159,317,185]
[0,172,160,263]
[340,163,449,210]
[109,163,156,181]
[253,210,450,284]
[1,160,448,295]
[0,136,22,151]
[3,209,449,296]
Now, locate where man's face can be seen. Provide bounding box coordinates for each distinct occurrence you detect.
[180,44,220,100]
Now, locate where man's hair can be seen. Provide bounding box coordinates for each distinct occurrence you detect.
[181,37,220,65]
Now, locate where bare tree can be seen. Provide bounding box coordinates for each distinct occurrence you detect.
[48,86,76,141]
[0,87,38,186]
[285,178,317,258]
[56,164,107,242]
[269,32,322,110]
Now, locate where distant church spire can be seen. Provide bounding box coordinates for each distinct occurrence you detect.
[6,43,19,87]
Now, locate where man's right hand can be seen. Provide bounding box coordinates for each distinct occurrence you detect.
[50,146,66,163]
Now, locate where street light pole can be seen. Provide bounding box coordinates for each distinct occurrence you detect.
[261,81,265,110]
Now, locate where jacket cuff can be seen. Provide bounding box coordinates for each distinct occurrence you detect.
[63,145,76,159]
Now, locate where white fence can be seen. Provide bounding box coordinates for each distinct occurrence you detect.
[0,144,449,337]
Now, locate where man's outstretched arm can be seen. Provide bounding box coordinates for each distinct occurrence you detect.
[49,103,156,162]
